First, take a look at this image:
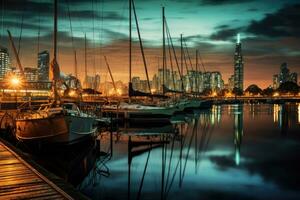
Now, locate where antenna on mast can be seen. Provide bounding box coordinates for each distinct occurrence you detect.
[237,33,240,44]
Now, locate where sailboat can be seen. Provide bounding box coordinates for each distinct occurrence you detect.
[15,0,97,144]
[159,8,201,112]
[102,0,178,122]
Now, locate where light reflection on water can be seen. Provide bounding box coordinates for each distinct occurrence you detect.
[78,103,300,200]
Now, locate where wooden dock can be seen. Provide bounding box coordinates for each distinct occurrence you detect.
[0,141,73,199]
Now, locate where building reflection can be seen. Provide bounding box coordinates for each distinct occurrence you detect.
[273,103,298,135]
[273,104,281,124]
[233,104,243,166]
[297,103,300,124]
[211,105,221,125]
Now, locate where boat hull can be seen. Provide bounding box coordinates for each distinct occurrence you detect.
[15,114,68,141]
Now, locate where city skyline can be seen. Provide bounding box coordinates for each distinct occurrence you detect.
[0,0,299,88]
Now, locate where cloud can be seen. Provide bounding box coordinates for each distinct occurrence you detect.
[247,4,300,37]
[71,10,127,21]
[210,27,242,41]
[200,0,254,6]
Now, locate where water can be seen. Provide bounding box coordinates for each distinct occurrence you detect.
[49,103,300,199]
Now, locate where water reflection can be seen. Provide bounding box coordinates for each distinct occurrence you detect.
[298,103,300,124]
[273,103,299,135]
[233,104,243,166]
[34,103,300,200]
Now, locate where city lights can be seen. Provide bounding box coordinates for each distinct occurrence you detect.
[5,73,23,89]
[11,77,20,86]
[273,92,280,97]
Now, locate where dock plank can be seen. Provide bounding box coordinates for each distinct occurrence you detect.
[0,141,73,200]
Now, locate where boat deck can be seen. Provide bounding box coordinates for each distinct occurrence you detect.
[0,140,73,199]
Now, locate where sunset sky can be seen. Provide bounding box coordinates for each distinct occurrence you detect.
[0,0,299,88]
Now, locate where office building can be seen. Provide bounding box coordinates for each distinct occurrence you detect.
[37,50,50,81]
[0,46,11,80]
[234,34,244,91]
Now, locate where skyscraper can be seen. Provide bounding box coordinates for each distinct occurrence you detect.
[37,50,49,81]
[272,62,298,89]
[234,34,244,91]
[279,62,289,84]
[0,46,11,80]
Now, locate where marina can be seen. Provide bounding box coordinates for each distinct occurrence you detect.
[0,0,300,199]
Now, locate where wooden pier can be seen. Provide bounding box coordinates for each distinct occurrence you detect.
[0,140,74,200]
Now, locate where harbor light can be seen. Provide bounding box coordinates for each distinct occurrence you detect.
[273,92,279,97]
[11,77,20,86]
[68,90,76,97]
[6,74,23,89]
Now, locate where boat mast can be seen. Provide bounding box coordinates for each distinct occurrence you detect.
[84,34,87,88]
[180,34,183,92]
[52,0,59,103]
[53,0,57,63]
[196,50,199,94]
[131,0,151,94]
[74,50,78,78]
[162,7,165,95]
[104,56,117,94]
[129,0,132,101]
[7,30,25,78]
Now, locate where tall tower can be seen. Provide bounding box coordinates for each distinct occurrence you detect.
[234,34,244,91]
[37,50,50,81]
[0,46,11,80]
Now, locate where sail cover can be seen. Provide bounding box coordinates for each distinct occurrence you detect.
[49,59,61,81]
[163,85,184,94]
[129,82,168,99]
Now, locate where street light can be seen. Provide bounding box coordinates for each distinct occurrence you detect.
[6,74,23,109]
[10,77,21,87]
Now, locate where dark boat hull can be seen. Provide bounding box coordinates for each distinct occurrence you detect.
[15,114,68,141]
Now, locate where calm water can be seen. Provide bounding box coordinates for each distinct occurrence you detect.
[47,103,300,200]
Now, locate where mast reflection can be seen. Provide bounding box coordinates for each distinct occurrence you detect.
[233,104,243,166]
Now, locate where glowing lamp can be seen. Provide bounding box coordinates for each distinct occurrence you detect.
[68,90,76,97]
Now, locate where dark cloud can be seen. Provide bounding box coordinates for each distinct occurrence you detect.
[2,20,50,32]
[215,24,230,30]
[71,10,127,21]
[247,8,258,12]
[210,27,242,41]
[247,4,300,37]
[200,0,254,6]
[3,0,53,15]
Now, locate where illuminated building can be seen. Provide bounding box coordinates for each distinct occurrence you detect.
[289,72,298,84]
[272,63,298,89]
[279,62,289,84]
[10,67,38,82]
[210,71,224,92]
[228,75,235,91]
[24,67,38,81]
[37,50,49,81]
[0,46,11,80]
[273,74,279,89]
[131,76,141,91]
[140,80,150,93]
[234,33,244,91]
[84,74,100,90]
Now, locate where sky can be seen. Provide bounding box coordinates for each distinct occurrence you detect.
[0,0,299,88]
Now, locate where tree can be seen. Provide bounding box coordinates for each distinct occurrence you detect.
[278,81,299,95]
[218,89,229,96]
[201,88,212,96]
[232,87,243,96]
[245,84,262,95]
[262,87,274,96]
